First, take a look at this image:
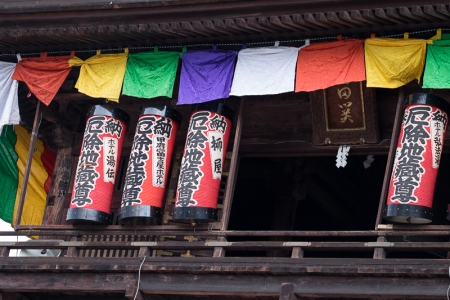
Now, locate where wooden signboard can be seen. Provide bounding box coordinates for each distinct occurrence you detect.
[310,81,379,145]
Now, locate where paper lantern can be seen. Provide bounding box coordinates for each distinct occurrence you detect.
[67,105,129,224]
[384,93,449,224]
[119,105,182,225]
[173,101,233,222]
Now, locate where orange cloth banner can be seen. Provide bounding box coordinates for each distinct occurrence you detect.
[12,52,73,106]
[295,39,366,92]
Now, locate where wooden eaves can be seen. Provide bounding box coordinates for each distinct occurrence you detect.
[1,0,450,52]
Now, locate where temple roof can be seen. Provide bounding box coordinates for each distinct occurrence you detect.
[1,0,449,53]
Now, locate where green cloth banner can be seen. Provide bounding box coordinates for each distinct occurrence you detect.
[0,125,18,224]
[122,50,181,99]
[423,34,450,88]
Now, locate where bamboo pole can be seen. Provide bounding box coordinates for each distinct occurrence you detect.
[14,100,42,229]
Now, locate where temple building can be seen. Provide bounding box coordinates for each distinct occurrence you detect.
[1,1,450,299]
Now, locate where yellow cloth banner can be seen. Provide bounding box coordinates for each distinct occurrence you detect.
[69,49,128,102]
[12,126,49,226]
[365,38,428,88]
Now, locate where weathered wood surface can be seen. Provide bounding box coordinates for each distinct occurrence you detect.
[5,229,450,237]
[373,236,387,259]
[2,240,450,252]
[42,147,74,227]
[279,283,297,300]
[0,260,449,298]
[0,256,448,276]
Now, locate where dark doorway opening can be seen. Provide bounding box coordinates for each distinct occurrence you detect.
[226,153,450,258]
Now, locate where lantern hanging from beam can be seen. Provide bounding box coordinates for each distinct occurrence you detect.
[66,105,130,224]
[119,105,182,225]
[173,100,233,222]
[384,93,449,224]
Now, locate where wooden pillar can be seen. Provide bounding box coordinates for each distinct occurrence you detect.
[291,247,304,258]
[373,236,387,259]
[279,283,297,300]
[219,98,244,231]
[0,247,9,258]
[138,247,151,257]
[213,98,244,257]
[42,147,74,226]
[375,87,405,229]
[66,236,79,257]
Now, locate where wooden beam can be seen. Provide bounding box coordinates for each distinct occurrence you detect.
[1,271,449,298]
[375,87,405,229]
[125,280,144,300]
[8,228,450,238]
[3,239,450,253]
[0,273,133,293]
[279,283,297,300]
[0,256,448,277]
[146,295,165,300]
[137,274,450,298]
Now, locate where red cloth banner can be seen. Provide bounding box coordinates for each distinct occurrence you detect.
[12,52,73,105]
[295,39,366,92]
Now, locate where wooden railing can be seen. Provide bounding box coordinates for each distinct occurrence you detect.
[1,229,449,259]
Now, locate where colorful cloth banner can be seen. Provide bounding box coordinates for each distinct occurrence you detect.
[12,52,73,106]
[295,39,365,92]
[0,62,20,134]
[0,125,55,225]
[365,38,428,88]
[0,126,19,224]
[230,46,299,96]
[123,50,180,99]
[69,49,128,102]
[178,50,237,105]
[423,36,450,88]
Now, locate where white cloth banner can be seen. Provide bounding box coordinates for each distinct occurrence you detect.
[0,62,20,134]
[230,46,300,96]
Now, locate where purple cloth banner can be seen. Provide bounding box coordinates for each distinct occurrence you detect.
[178,50,237,105]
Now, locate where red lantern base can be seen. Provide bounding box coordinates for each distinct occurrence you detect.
[384,204,433,224]
[172,207,218,223]
[118,205,162,225]
[66,208,112,225]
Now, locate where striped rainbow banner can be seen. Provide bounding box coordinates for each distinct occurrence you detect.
[0,125,55,226]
